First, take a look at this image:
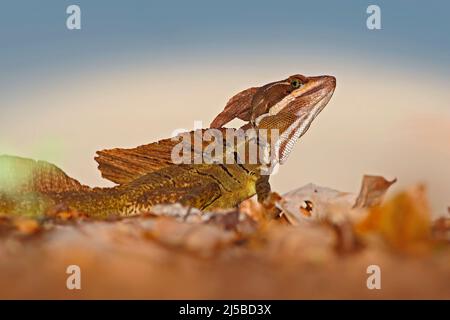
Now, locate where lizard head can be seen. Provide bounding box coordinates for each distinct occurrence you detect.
[252,75,336,125]
[210,74,336,167]
[210,74,335,129]
[254,74,336,164]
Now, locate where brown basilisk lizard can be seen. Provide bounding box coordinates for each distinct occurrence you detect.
[0,74,336,217]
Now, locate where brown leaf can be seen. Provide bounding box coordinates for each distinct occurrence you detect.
[353,175,397,209]
[356,184,431,254]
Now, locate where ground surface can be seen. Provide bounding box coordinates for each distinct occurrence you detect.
[0,186,449,299]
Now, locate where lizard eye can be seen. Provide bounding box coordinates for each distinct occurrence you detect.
[299,200,313,217]
[291,79,302,89]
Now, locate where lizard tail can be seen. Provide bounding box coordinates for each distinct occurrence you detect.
[0,155,90,195]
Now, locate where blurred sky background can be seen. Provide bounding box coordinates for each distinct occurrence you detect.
[0,0,449,215]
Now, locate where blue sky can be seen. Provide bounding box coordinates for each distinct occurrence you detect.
[1,0,449,90]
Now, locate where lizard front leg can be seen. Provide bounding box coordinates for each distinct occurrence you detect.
[255,175,271,203]
[178,182,222,211]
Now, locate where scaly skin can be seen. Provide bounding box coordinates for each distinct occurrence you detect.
[59,163,262,216]
[0,74,336,217]
[0,163,262,217]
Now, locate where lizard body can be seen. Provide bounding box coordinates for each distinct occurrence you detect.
[0,159,262,217]
[0,74,336,217]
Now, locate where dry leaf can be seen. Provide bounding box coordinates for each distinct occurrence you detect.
[356,184,431,253]
[277,176,396,226]
[353,175,397,209]
[277,184,355,225]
